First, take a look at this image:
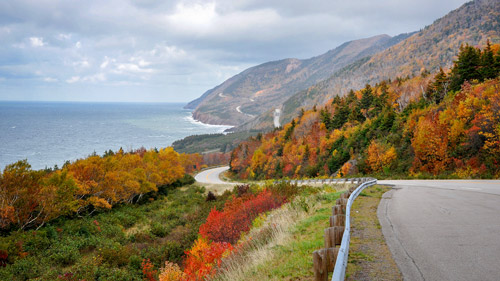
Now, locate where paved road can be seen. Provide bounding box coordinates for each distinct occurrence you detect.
[377,180,500,281]
[194,166,236,184]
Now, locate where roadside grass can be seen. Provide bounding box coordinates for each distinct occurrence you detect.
[346,185,402,281]
[213,188,349,281]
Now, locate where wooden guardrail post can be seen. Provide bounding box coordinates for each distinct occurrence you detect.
[325,226,344,247]
[313,249,328,281]
[313,247,340,281]
[333,205,345,216]
[330,214,345,227]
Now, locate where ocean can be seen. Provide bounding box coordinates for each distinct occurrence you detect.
[0,101,232,170]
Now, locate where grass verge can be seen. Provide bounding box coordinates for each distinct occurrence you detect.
[212,184,356,281]
[346,185,402,280]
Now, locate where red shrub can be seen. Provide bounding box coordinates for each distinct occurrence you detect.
[142,259,157,281]
[0,250,7,267]
[199,190,286,244]
[183,238,233,281]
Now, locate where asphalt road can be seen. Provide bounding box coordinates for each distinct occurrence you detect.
[377,180,500,281]
[194,166,234,184]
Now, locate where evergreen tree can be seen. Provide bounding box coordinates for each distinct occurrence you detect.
[332,95,341,106]
[346,90,357,105]
[480,40,497,80]
[360,84,374,110]
[284,119,296,141]
[426,68,450,104]
[320,108,332,130]
[348,105,365,123]
[331,102,349,129]
[450,44,481,91]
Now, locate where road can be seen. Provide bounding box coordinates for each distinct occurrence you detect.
[273,108,281,128]
[194,166,236,185]
[377,180,500,281]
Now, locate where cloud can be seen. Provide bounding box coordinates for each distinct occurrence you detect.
[115,63,154,74]
[29,37,45,47]
[0,0,471,102]
[73,59,90,68]
[66,76,80,83]
[43,77,58,82]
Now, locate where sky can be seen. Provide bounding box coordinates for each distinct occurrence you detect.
[0,0,470,103]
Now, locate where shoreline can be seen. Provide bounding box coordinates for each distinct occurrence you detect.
[184,111,234,134]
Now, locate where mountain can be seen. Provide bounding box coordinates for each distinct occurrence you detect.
[229,42,500,180]
[185,34,413,126]
[272,0,500,126]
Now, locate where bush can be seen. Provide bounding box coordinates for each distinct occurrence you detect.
[183,238,233,280]
[151,222,169,238]
[50,245,80,266]
[99,244,132,267]
[10,256,42,280]
[199,190,286,244]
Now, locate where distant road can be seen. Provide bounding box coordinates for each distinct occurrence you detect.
[273,108,281,128]
[377,180,500,281]
[195,166,236,185]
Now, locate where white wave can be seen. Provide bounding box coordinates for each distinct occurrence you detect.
[184,113,233,133]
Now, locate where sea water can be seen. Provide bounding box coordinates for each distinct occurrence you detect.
[0,101,232,170]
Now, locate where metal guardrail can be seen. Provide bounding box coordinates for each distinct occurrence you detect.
[331,178,377,281]
[274,178,362,185]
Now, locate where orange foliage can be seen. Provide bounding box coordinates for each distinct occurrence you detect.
[182,238,233,281]
[158,261,186,281]
[366,141,397,173]
[0,147,199,230]
[411,110,449,174]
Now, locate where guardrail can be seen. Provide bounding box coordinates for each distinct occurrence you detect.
[331,178,377,281]
[274,177,363,185]
[309,177,377,281]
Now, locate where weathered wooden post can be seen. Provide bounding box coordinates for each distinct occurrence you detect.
[329,214,345,227]
[333,226,344,246]
[326,247,339,272]
[313,249,328,281]
[333,205,345,216]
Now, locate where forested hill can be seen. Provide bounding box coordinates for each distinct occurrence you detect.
[186,34,412,126]
[230,43,500,180]
[264,0,500,129]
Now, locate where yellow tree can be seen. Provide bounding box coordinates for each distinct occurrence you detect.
[366,140,397,173]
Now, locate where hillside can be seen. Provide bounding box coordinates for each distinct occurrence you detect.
[186,34,412,126]
[274,0,500,126]
[229,43,500,180]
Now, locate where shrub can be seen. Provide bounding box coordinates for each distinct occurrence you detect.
[151,222,169,238]
[158,261,186,281]
[183,238,233,280]
[50,245,80,266]
[141,259,157,281]
[199,190,286,244]
[206,191,217,201]
[10,256,42,280]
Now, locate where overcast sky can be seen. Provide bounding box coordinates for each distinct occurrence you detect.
[0,0,470,103]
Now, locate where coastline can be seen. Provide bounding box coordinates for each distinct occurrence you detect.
[0,102,235,170]
[184,111,234,133]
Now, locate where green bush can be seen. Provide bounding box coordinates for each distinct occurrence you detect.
[150,222,169,238]
[49,244,80,266]
[10,256,42,280]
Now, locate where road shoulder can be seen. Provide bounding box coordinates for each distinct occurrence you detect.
[346,185,402,281]
[377,186,424,281]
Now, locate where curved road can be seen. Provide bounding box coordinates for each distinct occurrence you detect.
[195,166,236,185]
[378,180,500,281]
